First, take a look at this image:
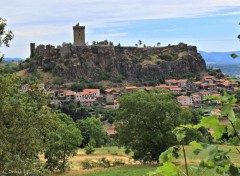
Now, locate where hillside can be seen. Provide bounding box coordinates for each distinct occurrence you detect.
[26,43,206,85]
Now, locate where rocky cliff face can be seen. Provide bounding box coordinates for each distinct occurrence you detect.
[33,43,206,84]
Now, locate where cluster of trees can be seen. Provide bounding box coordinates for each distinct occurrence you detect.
[56,101,117,123]
[0,74,82,174]
[0,74,109,174]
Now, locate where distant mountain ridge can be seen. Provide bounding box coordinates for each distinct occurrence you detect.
[199,51,240,64]
[3,57,24,62]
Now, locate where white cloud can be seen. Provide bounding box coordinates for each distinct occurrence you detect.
[1,0,240,57]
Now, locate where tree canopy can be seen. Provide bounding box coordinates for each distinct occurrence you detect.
[0,74,83,174]
[115,89,183,162]
[45,113,82,172]
[76,117,108,147]
[0,18,14,61]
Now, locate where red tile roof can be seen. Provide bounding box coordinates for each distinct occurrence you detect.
[169,87,182,91]
[165,79,178,83]
[199,91,211,95]
[65,90,75,96]
[106,130,116,136]
[156,84,167,88]
[83,89,100,93]
[177,95,189,99]
[193,81,202,85]
[178,79,188,83]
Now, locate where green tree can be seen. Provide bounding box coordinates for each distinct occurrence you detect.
[157,42,161,47]
[53,76,64,85]
[45,113,82,173]
[76,117,108,147]
[0,74,57,175]
[152,92,240,176]
[0,18,14,61]
[115,89,182,162]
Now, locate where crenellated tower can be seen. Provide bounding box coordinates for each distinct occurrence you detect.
[73,23,85,46]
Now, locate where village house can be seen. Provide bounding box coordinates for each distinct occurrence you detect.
[105,88,120,104]
[75,92,82,102]
[165,79,178,86]
[202,76,215,83]
[177,95,193,106]
[83,89,100,97]
[155,84,168,89]
[65,90,76,101]
[124,86,138,93]
[22,83,45,92]
[168,87,182,94]
[199,91,211,99]
[192,81,202,90]
[200,83,208,90]
[80,99,96,107]
[177,79,189,88]
[208,83,217,91]
[229,82,238,90]
[191,94,202,104]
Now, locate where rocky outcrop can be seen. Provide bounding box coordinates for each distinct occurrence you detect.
[32,43,206,84]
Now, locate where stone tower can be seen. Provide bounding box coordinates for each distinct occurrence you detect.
[73,23,85,46]
[30,43,35,57]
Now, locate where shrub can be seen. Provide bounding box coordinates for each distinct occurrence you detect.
[85,144,95,155]
[81,159,95,169]
[53,77,64,85]
[112,159,125,167]
[97,157,111,168]
[161,53,174,61]
[43,62,55,72]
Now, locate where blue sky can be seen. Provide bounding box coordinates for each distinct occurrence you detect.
[1,0,240,58]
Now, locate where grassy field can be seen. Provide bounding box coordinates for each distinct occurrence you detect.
[50,145,240,176]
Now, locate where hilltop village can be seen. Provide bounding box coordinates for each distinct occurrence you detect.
[23,24,239,113]
[22,75,239,110]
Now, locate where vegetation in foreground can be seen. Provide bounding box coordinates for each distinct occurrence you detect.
[48,145,240,176]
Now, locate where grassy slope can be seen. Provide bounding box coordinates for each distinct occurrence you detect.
[16,68,54,83]
[49,145,240,176]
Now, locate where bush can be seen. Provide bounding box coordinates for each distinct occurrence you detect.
[112,159,125,167]
[97,157,111,168]
[85,144,95,155]
[53,77,64,85]
[43,62,55,72]
[161,53,174,61]
[81,158,124,170]
[81,159,95,169]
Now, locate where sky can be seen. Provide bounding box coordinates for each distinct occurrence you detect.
[1,0,240,58]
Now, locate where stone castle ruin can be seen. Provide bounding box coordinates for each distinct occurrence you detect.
[28,24,206,84]
[30,23,86,57]
[73,23,85,46]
